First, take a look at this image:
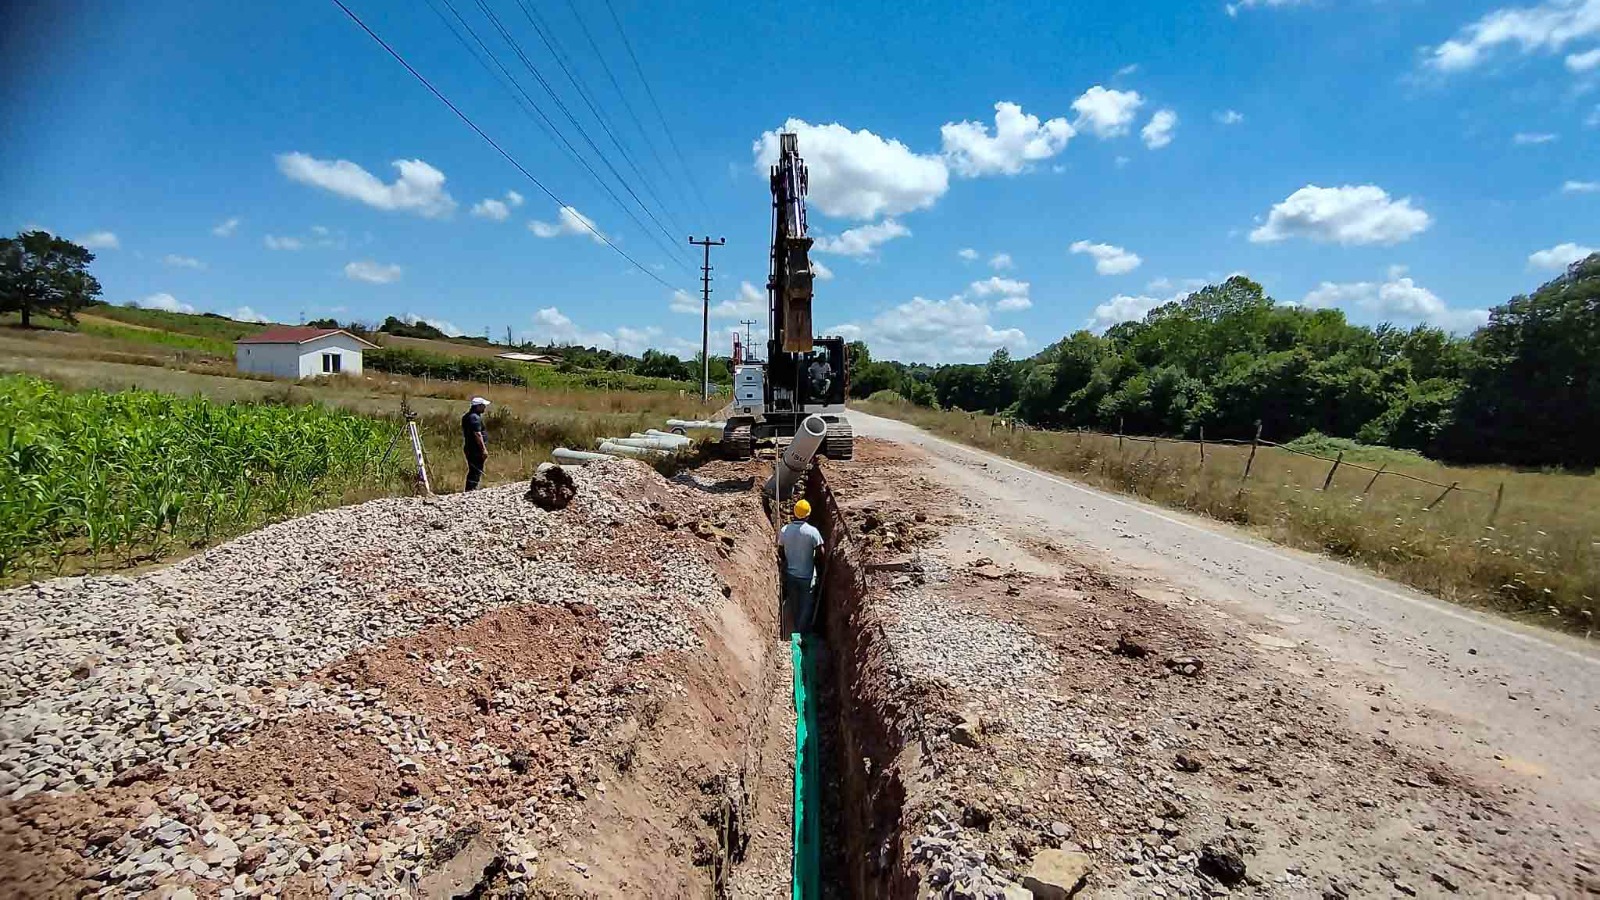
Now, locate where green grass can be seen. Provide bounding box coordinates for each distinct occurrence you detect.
[85,304,270,340]
[1281,431,1433,467]
[859,400,1600,636]
[76,318,234,356]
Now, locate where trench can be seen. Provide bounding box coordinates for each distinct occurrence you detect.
[794,466,919,898]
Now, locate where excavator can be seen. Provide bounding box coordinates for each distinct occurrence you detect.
[721,133,854,460]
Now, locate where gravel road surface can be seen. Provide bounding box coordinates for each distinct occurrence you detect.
[851,410,1600,840]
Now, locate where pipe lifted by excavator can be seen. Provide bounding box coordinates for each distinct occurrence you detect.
[764,414,827,500]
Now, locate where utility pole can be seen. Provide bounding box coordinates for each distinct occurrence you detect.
[505,325,513,347]
[739,319,757,358]
[688,235,726,401]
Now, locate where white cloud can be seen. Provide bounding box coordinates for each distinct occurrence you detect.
[344,260,403,284]
[813,219,910,257]
[402,313,462,337]
[1562,179,1600,192]
[1528,241,1596,270]
[1571,46,1600,69]
[472,198,511,221]
[811,259,835,280]
[754,119,949,220]
[958,247,979,261]
[1072,85,1145,138]
[1427,0,1600,73]
[966,276,1032,311]
[988,252,1014,270]
[669,289,700,314]
[1147,276,1175,292]
[135,293,195,314]
[1141,109,1178,149]
[78,231,119,250]
[530,306,675,355]
[1249,184,1432,245]
[1226,0,1311,15]
[1215,109,1245,125]
[162,254,204,270]
[276,152,456,218]
[1089,293,1178,330]
[828,295,1027,363]
[212,217,241,237]
[264,235,304,251]
[1302,275,1488,331]
[471,190,526,221]
[939,101,1075,176]
[528,205,604,242]
[229,306,272,324]
[1116,63,1141,77]
[1513,131,1559,144]
[1070,240,1143,275]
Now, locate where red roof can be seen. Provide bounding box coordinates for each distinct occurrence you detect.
[234,326,377,348]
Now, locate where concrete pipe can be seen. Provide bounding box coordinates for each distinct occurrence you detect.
[606,437,684,451]
[665,419,723,431]
[599,441,670,458]
[552,448,608,464]
[764,414,828,500]
[644,429,694,445]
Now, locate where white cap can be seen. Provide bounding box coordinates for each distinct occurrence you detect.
[471,397,490,407]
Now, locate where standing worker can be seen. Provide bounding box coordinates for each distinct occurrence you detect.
[778,499,825,633]
[462,397,490,491]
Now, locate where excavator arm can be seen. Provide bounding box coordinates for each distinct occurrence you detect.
[769,133,815,355]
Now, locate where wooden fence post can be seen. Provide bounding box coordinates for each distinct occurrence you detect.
[1424,481,1459,511]
[1362,463,1387,494]
[1488,482,1505,525]
[1241,421,1261,483]
[1321,451,1344,491]
[1198,426,1206,467]
[1118,418,1125,455]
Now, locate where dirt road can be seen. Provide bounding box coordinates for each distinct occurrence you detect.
[850,411,1600,864]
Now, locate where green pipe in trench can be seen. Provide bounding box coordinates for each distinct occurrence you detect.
[791,632,821,899]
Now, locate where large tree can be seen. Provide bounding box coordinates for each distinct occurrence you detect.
[0,231,102,327]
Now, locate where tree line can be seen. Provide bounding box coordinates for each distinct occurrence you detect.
[851,255,1600,469]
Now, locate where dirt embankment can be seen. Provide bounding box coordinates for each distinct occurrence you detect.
[806,438,1596,899]
[0,457,792,898]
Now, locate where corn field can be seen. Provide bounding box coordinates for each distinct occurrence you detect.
[0,375,399,581]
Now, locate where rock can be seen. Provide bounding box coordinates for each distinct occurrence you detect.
[1020,848,1092,900]
[1165,656,1204,677]
[1197,844,1247,886]
[962,801,993,832]
[418,833,503,900]
[950,712,983,747]
[973,564,1006,580]
[1003,884,1034,900]
[1431,870,1460,892]
[1173,753,1205,773]
[1050,822,1074,839]
[525,464,578,511]
[1114,634,1149,658]
[1394,880,1417,896]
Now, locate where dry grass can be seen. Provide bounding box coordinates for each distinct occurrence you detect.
[859,399,1598,636]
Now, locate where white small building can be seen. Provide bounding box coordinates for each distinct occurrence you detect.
[234,326,377,379]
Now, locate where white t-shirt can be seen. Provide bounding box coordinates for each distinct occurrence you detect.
[778,521,824,579]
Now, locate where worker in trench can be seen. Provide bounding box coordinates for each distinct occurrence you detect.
[778,499,825,633]
[462,396,490,491]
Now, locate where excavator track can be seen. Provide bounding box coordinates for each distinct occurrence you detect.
[722,423,753,461]
[822,421,854,460]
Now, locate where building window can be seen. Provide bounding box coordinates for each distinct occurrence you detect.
[322,352,341,374]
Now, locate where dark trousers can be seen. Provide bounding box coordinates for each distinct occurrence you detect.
[783,572,817,634]
[464,449,486,491]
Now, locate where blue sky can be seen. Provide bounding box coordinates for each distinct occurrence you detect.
[2,0,1597,363]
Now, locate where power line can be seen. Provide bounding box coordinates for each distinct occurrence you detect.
[508,0,687,238]
[467,0,689,265]
[601,0,711,216]
[432,0,691,269]
[327,0,681,290]
[561,0,697,223]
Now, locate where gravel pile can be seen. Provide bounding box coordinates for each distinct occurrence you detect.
[0,458,727,802]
